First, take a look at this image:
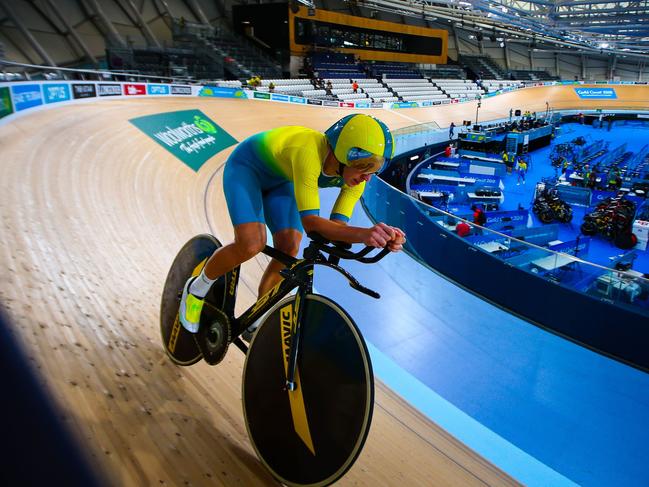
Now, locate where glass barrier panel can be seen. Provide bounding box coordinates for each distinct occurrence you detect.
[363,175,649,315]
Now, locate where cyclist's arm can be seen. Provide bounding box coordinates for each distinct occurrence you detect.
[302,215,402,249]
[330,183,364,223]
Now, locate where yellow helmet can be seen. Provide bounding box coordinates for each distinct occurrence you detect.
[324,114,394,173]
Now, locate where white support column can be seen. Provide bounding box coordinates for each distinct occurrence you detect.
[529,48,534,70]
[609,54,617,81]
[85,0,127,48]
[639,61,644,82]
[124,0,161,48]
[451,25,461,56]
[184,0,211,25]
[44,0,98,66]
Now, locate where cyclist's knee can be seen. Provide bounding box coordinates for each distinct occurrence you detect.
[235,239,265,260]
[232,223,266,259]
[273,229,302,257]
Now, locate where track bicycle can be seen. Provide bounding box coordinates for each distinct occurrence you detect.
[160,233,390,486]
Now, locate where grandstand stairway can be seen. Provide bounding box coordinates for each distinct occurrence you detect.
[461,54,507,80]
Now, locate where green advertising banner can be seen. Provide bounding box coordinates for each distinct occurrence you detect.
[0,87,14,119]
[129,110,238,171]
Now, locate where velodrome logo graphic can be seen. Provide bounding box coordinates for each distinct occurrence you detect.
[129,110,237,171]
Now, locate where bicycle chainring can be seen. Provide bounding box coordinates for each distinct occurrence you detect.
[195,306,231,365]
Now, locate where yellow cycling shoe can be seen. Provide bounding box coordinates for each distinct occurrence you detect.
[179,277,204,333]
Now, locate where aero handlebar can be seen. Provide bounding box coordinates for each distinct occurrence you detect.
[306,232,391,264]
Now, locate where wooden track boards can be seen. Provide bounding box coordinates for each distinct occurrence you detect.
[4,88,626,485]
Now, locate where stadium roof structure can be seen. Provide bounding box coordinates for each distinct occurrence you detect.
[356,0,649,58]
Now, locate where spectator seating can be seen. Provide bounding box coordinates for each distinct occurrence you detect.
[431,79,484,99]
[309,53,365,79]
[215,80,243,88]
[367,61,422,78]
[508,69,559,81]
[481,79,524,93]
[383,78,447,102]
[420,65,466,79]
[300,89,332,100]
[258,79,315,95]
[354,78,395,102]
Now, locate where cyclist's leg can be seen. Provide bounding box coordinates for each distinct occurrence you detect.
[258,181,303,297]
[202,223,267,280]
[203,161,268,280]
[179,160,267,332]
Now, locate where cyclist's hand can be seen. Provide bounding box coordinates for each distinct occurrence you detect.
[363,223,395,248]
[387,226,406,252]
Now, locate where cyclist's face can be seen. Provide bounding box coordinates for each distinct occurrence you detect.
[342,166,374,187]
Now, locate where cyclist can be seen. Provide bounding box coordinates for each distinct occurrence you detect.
[179,114,406,333]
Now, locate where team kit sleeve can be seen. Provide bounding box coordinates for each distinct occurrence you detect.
[287,145,364,224]
[287,146,323,218]
[331,182,364,223]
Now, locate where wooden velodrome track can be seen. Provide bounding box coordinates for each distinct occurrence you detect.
[1,84,647,486]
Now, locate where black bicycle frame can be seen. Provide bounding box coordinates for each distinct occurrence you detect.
[229,236,390,390]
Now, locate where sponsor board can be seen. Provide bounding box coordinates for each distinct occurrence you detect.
[147,84,170,95]
[0,86,13,118]
[370,102,383,108]
[307,98,322,105]
[98,83,122,96]
[574,87,617,99]
[199,86,247,98]
[354,102,370,108]
[339,102,354,108]
[43,83,71,104]
[171,85,192,95]
[290,96,306,104]
[124,84,146,96]
[129,109,237,172]
[254,91,271,100]
[441,100,451,104]
[322,100,339,107]
[271,93,289,102]
[433,101,442,105]
[11,84,43,111]
[72,83,96,99]
[391,102,418,109]
[420,101,432,107]
[451,99,459,104]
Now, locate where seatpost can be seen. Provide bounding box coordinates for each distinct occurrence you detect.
[286,262,313,391]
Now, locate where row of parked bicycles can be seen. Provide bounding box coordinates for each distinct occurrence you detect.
[532,187,573,223]
[581,196,638,249]
[533,185,639,249]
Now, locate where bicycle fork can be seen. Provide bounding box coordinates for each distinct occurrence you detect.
[286,267,313,391]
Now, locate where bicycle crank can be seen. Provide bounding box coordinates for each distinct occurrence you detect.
[195,304,231,365]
